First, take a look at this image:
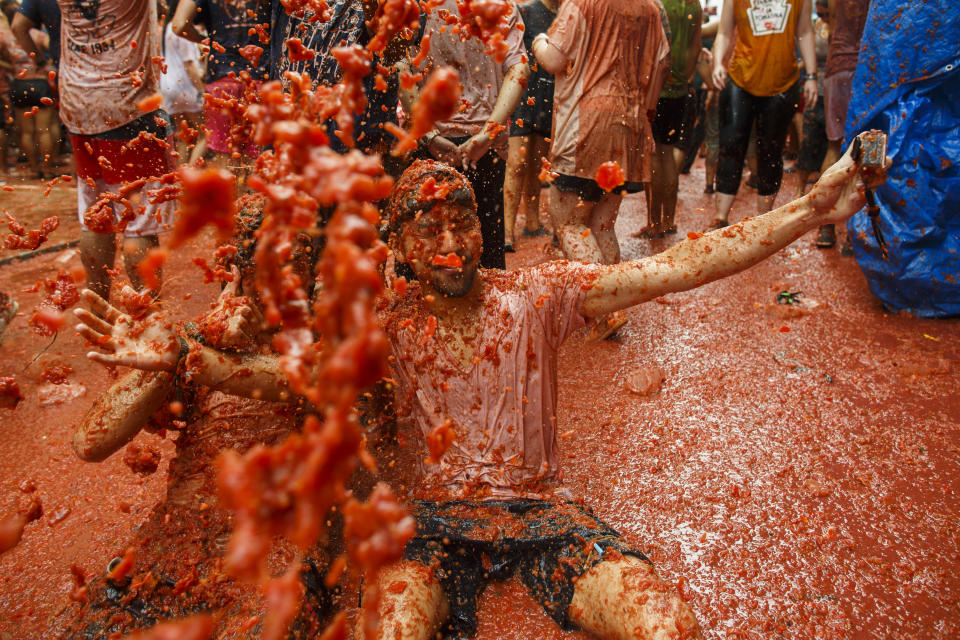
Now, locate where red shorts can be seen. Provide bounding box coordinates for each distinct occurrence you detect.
[71,133,175,237]
[70,133,175,184]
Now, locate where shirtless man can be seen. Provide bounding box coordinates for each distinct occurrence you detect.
[80,141,886,639]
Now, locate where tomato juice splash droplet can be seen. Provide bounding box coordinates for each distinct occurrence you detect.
[595,161,625,192]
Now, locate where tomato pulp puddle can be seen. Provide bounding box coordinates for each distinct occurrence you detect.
[1,167,959,639]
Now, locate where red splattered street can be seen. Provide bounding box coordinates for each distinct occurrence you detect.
[0,160,957,639]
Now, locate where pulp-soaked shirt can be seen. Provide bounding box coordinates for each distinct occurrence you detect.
[194,0,271,82]
[381,262,599,500]
[422,0,526,142]
[548,0,669,182]
[825,0,869,77]
[727,0,802,97]
[57,0,161,135]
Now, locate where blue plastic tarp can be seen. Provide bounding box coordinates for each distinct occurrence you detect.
[844,0,960,317]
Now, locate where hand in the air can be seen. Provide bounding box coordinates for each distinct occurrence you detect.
[807,136,890,225]
[74,286,179,371]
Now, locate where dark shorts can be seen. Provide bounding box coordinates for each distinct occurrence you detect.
[510,78,554,137]
[404,499,650,639]
[652,95,688,146]
[552,172,644,202]
[9,78,55,109]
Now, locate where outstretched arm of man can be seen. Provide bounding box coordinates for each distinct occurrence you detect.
[73,370,175,462]
[582,140,888,318]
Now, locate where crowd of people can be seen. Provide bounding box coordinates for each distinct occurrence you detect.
[0,0,890,639]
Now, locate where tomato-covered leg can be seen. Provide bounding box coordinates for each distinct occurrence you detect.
[568,557,703,640]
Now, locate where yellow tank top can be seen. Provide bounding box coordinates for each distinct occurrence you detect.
[728,0,802,96]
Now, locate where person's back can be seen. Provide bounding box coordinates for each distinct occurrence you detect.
[194,0,270,84]
[57,0,160,134]
[16,0,60,67]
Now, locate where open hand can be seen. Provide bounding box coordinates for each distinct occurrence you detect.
[198,266,265,351]
[74,286,179,371]
[807,137,890,225]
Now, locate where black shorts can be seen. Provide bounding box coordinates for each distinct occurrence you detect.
[403,499,650,639]
[552,172,644,202]
[9,78,55,109]
[510,77,554,137]
[652,95,687,146]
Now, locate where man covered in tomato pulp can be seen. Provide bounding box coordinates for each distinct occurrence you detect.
[361,144,887,640]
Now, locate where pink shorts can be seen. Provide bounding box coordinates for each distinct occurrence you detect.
[204,76,259,157]
[824,69,855,141]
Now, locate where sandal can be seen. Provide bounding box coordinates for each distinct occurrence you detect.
[665,226,678,235]
[708,219,728,230]
[505,242,516,253]
[815,225,836,248]
[521,228,551,238]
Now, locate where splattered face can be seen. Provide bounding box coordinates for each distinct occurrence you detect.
[397,202,482,298]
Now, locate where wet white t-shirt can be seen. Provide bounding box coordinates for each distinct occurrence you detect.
[160,23,203,114]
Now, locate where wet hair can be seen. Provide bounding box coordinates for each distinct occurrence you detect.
[386,160,477,235]
[221,203,321,297]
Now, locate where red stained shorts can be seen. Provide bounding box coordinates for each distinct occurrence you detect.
[70,133,175,184]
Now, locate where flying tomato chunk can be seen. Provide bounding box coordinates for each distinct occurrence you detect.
[432,252,463,268]
[595,161,625,192]
[171,167,237,249]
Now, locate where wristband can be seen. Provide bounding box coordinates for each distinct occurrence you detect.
[805,75,817,81]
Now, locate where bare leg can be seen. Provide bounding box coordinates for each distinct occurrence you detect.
[647,151,663,236]
[15,112,38,176]
[757,193,776,215]
[522,134,549,233]
[551,186,602,264]
[656,143,679,233]
[590,193,623,265]
[794,169,811,199]
[713,191,736,226]
[35,108,56,177]
[361,561,448,640]
[704,153,717,191]
[80,230,118,301]
[503,136,528,248]
[122,235,161,294]
[188,121,208,165]
[568,557,703,640]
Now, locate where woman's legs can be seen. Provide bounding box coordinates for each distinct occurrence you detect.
[521,134,549,233]
[753,82,801,214]
[503,135,528,248]
[34,107,56,177]
[589,192,624,265]
[714,83,756,225]
[15,111,39,176]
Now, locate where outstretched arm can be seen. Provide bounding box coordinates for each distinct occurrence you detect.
[73,370,175,462]
[583,139,887,317]
[75,285,294,403]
